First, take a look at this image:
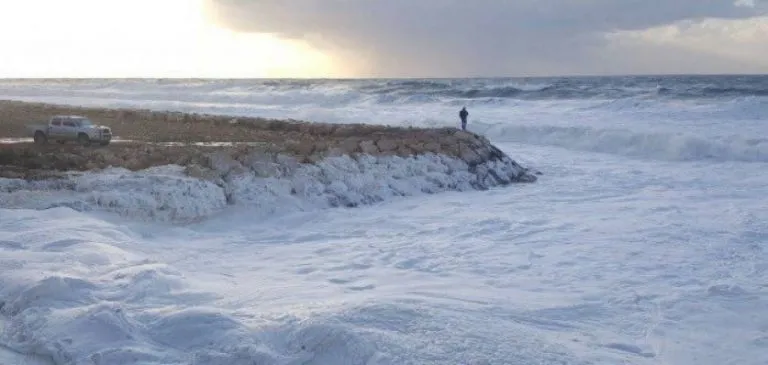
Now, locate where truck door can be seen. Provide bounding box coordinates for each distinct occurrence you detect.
[49,118,63,139]
[62,119,78,140]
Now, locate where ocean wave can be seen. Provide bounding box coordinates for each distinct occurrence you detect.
[2,76,766,108]
[659,85,768,98]
[473,123,768,163]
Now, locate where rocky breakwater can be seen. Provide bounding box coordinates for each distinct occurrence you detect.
[0,123,537,187]
[1,102,537,219]
[2,128,535,180]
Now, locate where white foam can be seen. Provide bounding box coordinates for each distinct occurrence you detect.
[0,209,364,365]
[0,166,228,223]
[1,141,767,365]
[0,153,531,223]
[2,79,767,365]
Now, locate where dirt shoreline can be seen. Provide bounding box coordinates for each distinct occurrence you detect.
[0,99,536,183]
[0,99,451,143]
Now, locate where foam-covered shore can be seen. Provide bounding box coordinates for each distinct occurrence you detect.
[0,101,539,362]
[1,100,537,222]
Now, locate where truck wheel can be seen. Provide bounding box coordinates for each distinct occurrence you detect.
[78,133,91,147]
[34,131,47,145]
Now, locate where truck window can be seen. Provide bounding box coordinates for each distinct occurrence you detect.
[52,120,61,126]
[63,121,76,127]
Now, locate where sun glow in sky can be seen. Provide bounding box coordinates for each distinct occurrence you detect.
[0,0,338,78]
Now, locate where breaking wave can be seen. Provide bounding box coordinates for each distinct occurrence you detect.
[2,75,767,107]
[474,123,768,163]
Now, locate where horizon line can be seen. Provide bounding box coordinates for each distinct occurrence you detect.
[1,72,767,81]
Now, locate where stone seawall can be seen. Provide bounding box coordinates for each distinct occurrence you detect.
[0,100,538,186]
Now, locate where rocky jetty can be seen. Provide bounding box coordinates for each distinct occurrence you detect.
[0,100,538,185]
[0,101,536,188]
[0,100,541,221]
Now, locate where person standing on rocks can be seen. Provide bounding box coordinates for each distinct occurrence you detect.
[459,107,469,131]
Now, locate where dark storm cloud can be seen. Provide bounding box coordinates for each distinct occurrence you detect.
[205,0,768,76]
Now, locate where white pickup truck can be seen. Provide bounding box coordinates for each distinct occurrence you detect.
[28,115,112,146]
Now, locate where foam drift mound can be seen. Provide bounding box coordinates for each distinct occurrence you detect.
[0,209,385,365]
[0,101,537,222]
[1,209,582,365]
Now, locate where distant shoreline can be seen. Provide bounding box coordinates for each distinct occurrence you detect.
[1,73,766,81]
[0,98,436,143]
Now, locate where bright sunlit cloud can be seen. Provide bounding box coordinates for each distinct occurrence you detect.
[605,16,768,73]
[205,0,768,77]
[2,0,766,78]
[0,0,339,78]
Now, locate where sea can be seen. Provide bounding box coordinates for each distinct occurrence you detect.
[0,75,766,365]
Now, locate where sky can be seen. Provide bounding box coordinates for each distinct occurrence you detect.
[0,0,766,78]
[0,0,336,78]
